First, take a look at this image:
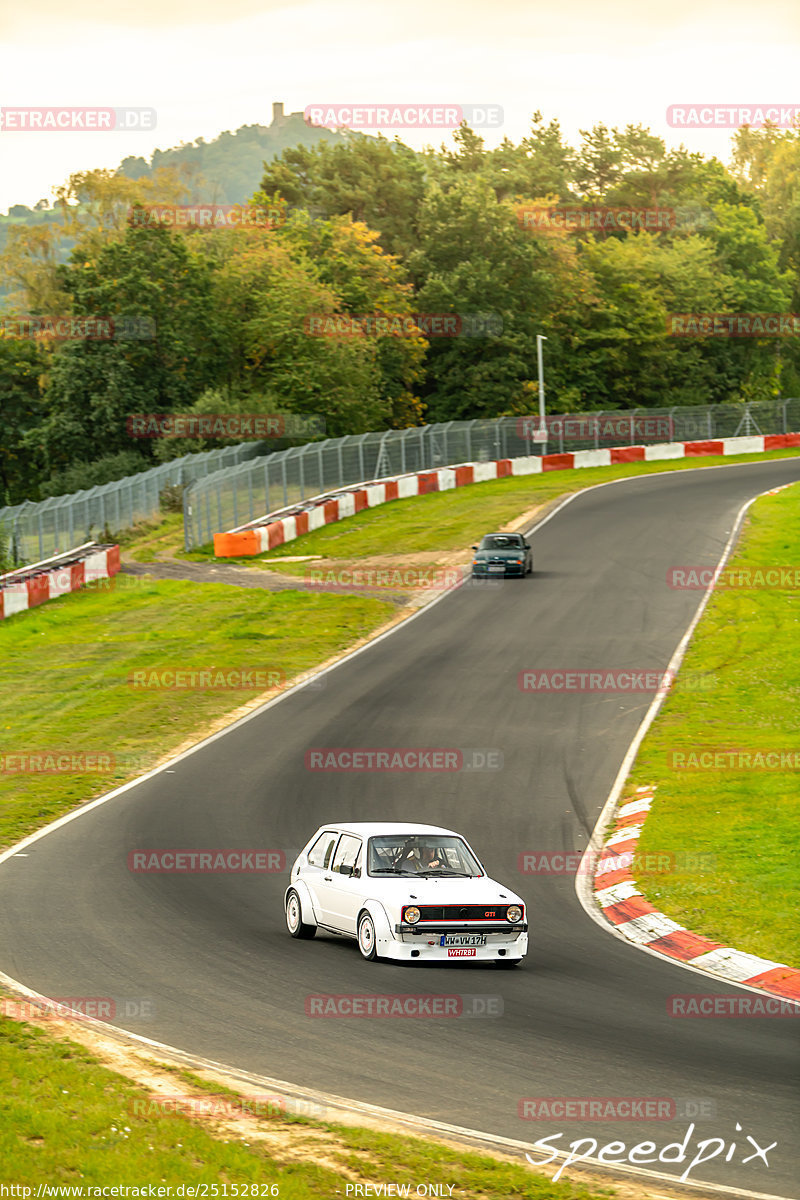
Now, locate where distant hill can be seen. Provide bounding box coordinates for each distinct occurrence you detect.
[115,104,350,204]
[0,104,353,303]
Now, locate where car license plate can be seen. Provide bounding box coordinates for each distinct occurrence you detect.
[488,565,505,573]
[440,933,487,947]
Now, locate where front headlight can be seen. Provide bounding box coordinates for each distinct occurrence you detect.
[404,906,421,924]
[506,905,523,922]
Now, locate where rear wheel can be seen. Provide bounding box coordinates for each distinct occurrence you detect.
[285,889,316,939]
[495,958,522,968]
[357,912,379,961]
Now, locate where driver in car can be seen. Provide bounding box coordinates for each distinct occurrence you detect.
[400,844,444,872]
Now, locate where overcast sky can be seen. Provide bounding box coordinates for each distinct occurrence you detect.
[1,0,798,213]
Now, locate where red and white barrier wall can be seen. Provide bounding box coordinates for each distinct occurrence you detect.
[0,543,121,620]
[213,432,800,557]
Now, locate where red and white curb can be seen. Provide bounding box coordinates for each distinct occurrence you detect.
[213,431,800,557]
[594,785,800,1001]
[0,543,121,620]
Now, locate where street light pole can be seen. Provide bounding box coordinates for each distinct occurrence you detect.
[537,334,547,452]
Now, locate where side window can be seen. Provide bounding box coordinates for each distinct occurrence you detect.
[307,831,340,869]
[331,834,362,875]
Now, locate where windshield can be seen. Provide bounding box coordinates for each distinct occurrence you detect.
[367,834,484,877]
[479,535,522,550]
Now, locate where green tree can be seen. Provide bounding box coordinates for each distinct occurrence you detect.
[0,337,46,503]
[408,178,566,420]
[38,224,219,471]
[257,136,426,258]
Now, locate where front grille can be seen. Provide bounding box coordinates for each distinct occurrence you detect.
[414,904,516,922]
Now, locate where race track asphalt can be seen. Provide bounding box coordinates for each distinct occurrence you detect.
[1,458,799,1196]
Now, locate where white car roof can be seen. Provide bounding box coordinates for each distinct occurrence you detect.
[314,821,462,838]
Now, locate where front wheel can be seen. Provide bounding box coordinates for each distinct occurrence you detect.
[357,912,379,961]
[285,889,316,939]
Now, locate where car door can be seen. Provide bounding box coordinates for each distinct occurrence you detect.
[320,834,365,934]
[301,829,341,924]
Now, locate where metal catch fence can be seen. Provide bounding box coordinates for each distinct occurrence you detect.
[183,399,800,550]
[0,443,265,566]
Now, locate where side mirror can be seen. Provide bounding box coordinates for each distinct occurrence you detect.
[338,863,354,876]
[471,545,478,551]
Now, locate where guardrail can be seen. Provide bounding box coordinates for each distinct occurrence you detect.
[184,400,800,550]
[0,542,120,620]
[212,432,800,557]
[0,442,267,568]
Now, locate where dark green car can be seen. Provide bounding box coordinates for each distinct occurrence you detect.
[471,532,533,578]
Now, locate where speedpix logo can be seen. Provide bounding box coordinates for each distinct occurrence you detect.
[527,1121,778,1183]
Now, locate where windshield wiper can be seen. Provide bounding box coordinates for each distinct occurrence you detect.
[415,870,472,878]
[370,867,419,875]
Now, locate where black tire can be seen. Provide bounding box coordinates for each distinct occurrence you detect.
[357,911,379,961]
[285,889,316,939]
[494,958,522,968]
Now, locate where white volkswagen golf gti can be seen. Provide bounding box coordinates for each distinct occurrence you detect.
[285,821,528,966]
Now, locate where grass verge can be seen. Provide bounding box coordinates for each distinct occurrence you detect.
[630,482,800,966]
[0,1009,615,1199]
[0,576,394,849]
